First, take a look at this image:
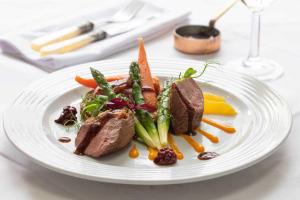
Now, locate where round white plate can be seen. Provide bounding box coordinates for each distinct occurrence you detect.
[3,59,292,185]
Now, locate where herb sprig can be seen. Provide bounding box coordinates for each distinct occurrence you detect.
[81,94,108,120]
[180,60,219,79]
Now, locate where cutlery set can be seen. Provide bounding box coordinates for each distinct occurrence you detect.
[31,0,149,56]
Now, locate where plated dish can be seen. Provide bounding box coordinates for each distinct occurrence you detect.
[54,38,237,165]
[3,39,292,184]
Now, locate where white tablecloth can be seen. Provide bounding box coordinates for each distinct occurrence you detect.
[1,0,299,199]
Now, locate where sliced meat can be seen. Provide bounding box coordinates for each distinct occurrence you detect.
[75,117,97,147]
[84,111,134,157]
[175,78,204,131]
[74,122,101,155]
[169,83,189,134]
[169,78,204,134]
[75,112,111,155]
[75,109,134,157]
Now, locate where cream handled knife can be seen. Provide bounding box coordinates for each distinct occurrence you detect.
[31,22,94,51]
[39,16,156,56]
[39,30,106,56]
[31,0,145,51]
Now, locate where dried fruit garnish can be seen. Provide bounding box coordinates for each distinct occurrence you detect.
[55,106,77,125]
[106,98,133,110]
[154,148,177,165]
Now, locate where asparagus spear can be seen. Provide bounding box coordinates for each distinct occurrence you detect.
[90,67,116,100]
[157,79,172,147]
[90,66,157,147]
[134,117,156,148]
[129,62,161,148]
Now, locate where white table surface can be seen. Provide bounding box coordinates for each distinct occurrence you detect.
[1,0,299,199]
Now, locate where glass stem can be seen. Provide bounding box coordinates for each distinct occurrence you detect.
[247,11,261,61]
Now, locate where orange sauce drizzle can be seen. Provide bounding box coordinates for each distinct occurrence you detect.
[168,134,184,160]
[196,128,219,143]
[202,118,236,134]
[129,144,139,158]
[181,134,205,153]
[147,147,158,160]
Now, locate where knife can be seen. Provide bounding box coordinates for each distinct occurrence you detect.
[39,16,157,56]
[31,22,94,51]
[31,0,145,51]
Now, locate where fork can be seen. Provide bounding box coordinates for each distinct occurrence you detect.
[39,14,159,56]
[31,0,145,51]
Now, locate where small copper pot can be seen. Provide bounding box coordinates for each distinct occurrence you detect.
[173,25,221,55]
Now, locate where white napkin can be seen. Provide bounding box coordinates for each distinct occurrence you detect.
[0,2,189,72]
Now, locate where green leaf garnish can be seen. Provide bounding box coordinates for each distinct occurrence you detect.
[183,68,197,78]
[80,94,108,120]
[180,60,219,79]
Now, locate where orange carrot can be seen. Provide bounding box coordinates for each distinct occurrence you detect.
[75,74,161,94]
[105,75,126,82]
[138,38,157,108]
[75,75,97,88]
[152,76,161,95]
[75,75,126,88]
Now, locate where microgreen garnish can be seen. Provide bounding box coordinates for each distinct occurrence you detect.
[80,93,108,120]
[157,77,175,146]
[183,68,197,79]
[157,78,175,120]
[63,118,81,132]
[180,60,219,79]
[62,111,81,132]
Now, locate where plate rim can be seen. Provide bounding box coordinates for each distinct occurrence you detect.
[3,58,293,185]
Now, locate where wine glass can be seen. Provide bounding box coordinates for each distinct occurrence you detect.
[226,0,283,80]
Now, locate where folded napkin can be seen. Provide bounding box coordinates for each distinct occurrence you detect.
[0,2,189,72]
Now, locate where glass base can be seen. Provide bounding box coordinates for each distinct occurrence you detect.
[226,57,284,81]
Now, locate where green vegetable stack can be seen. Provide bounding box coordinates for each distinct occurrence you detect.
[129,62,161,149]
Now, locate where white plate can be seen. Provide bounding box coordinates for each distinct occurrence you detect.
[3,59,292,185]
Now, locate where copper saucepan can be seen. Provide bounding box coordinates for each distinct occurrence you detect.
[174,0,239,54]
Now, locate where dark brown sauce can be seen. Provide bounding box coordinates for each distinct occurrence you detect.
[58,137,71,143]
[74,122,101,155]
[189,131,197,136]
[111,78,130,93]
[142,86,155,93]
[110,78,128,87]
[176,25,220,39]
[198,152,219,160]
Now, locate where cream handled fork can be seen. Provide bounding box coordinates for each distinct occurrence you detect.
[31,0,145,51]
